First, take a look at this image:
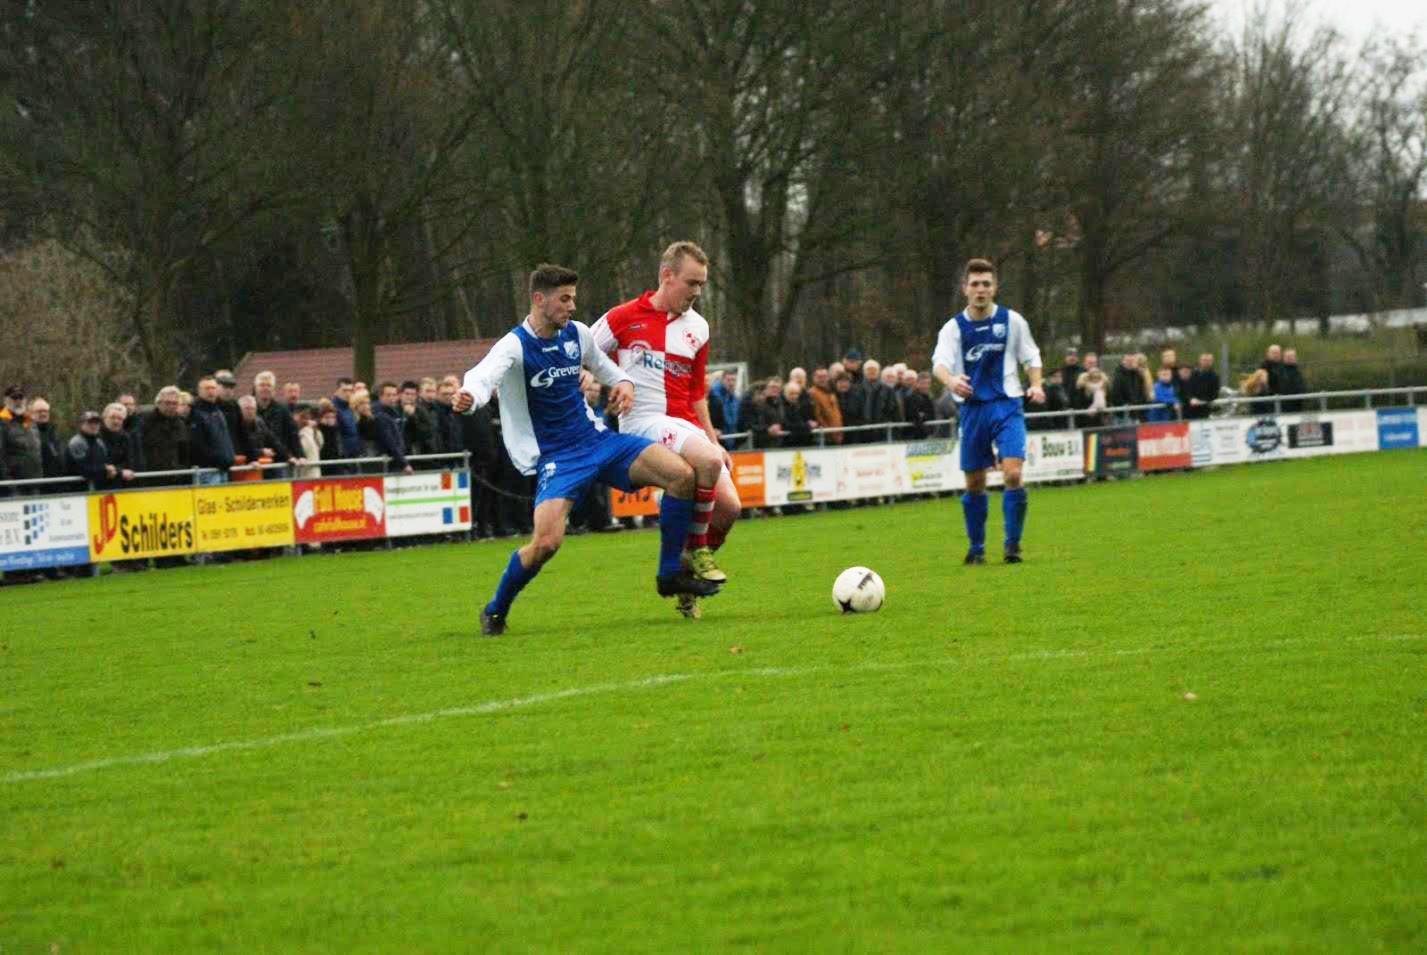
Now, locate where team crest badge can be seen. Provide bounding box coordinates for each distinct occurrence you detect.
[563,339,580,360]
[684,330,699,351]
[993,324,1006,339]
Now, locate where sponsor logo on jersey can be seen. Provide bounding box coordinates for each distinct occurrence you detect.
[564,340,580,360]
[637,351,667,371]
[665,357,692,378]
[965,343,1006,362]
[529,365,583,389]
[541,345,558,352]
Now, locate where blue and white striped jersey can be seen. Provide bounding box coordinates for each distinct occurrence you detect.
[460,318,631,475]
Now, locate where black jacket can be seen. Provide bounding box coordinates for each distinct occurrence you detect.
[64,432,110,485]
[255,400,299,461]
[778,396,814,448]
[100,424,142,475]
[36,422,65,478]
[460,405,496,470]
[234,415,283,464]
[739,396,785,449]
[1279,364,1307,411]
[0,411,42,481]
[1109,366,1146,412]
[371,402,409,470]
[405,401,438,456]
[139,410,190,473]
[190,399,236,470]
[903,391,937,439]
[1185,369,1220,419]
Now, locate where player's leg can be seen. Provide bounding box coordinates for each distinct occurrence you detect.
[675,430,729,582]
[620,440,720,598]
[481,497,572,635]
[707,465,741,552]
[993,402,1030,563]
[958,404,993,564]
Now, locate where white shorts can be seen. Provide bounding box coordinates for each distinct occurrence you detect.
[622,415,725,471]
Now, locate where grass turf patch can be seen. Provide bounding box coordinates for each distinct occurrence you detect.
[2,450,1425,951]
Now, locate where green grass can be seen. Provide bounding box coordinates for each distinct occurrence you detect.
[3,450,1426,952]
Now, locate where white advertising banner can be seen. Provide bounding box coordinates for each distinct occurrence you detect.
[382,471,473,537]
[838,444,913,500]
[0,494,91,570]
[761,449,840,505]
[1420,408,1427,448]
[903,439,962,493]
[1024,430,1085,482]
[1190,416,1286,466]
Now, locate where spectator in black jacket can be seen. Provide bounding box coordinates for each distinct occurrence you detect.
[1109,354,1147,421]
[779,381,815,447]
[1,385,42,491]
[835,374,865,441]
[1280,349,1308,412]
[865,365,905,440]
[254,371,302,468]
[373,382,414,474]
[1185,353,1220,419]
[213,370,243,443]
[65,411,113,486]
[400,380,437,459]
[139,386,191,475]
[1259,344,1284,395]
[739,378,787,449]
[28,398,65,478]
[234,395,291,467]
[117,393,140,432]
[904,371,938,439]
[99,403,141,489]
[190,376,236,479]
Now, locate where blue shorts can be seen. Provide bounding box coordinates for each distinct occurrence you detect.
[534,431,653,507]
[959,398,1027,472]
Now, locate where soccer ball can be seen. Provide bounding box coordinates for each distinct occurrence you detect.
[832,566,885,614]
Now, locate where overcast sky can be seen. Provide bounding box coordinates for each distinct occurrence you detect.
[1208,0,1426,46]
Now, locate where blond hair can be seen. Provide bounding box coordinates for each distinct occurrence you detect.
[660,240,709,274]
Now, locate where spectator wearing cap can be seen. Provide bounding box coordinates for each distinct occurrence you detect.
[213,369,243,441]
[189,375,236,481]
[99,402,142,489]
[254,370,302,469]
[28,398,65,479]
[139,386,191,476]
[1,384,43,492]
[65,411,113,487]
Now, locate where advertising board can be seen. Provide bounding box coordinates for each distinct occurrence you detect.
[195,483,295,552]
[1136,423,1191,472]
[838,445,911,500]
[384,471,473,537]
[1085,427,1138,476]
[762,449,839,505]
[0,495,90,570]
[87,489,196,562]
[1024,431,1084,482]
[292,478,386,543]
[1376,408,1419,450]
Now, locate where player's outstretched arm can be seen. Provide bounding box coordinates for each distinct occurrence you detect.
[577,322,633,391]
[455,335,520,414]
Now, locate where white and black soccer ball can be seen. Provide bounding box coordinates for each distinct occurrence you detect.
[832,566,885,614]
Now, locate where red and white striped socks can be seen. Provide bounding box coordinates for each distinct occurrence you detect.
[687,485,716,551]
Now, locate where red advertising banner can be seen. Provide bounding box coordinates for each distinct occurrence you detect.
[1136,422,1192,472]
[291,478,386,543]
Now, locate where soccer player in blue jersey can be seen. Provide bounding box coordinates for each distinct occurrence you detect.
[932,258,1045,564]
[454,264,720,636]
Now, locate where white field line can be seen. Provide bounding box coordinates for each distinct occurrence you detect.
[4,633,1420,786]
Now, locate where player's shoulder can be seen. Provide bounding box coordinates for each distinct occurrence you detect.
[677,306,709,337]
[600,295,650,327]
[1003,306,1029,326]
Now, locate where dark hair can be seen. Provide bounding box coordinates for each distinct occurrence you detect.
[400,380,419,392]
[336,377,354,387]
[529,263,579,297]
[962,257,996,282]
[377,381,398,395]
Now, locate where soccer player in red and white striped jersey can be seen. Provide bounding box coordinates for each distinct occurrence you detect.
[592,241,741,617]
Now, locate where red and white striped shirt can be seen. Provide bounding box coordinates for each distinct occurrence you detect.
[591,292,710,427]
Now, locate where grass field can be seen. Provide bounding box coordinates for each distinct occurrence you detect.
[3,451,1425,952]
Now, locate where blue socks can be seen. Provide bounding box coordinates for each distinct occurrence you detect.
[486,549,540,617]
[1003,487,1028,550]
[658,495,694,577]
[962,491,988,554]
